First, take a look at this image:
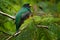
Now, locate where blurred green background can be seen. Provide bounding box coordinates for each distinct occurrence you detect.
[0,0,60,40]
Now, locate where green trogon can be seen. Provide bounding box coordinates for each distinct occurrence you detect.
[15,3,31,31]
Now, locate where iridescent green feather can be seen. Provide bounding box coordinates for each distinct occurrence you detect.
[15,7,30,31]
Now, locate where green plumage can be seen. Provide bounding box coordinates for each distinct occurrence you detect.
[15,5,31,31]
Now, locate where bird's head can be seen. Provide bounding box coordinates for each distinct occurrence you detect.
[23,3,31,8]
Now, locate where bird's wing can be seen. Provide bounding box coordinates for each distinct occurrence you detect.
[15,8,30,26]
[21,11,31,19]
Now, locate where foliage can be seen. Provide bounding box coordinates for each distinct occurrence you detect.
[10,16,60,40]
[0,0,60,40]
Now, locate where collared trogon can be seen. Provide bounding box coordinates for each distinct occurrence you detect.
[15,3,31,31]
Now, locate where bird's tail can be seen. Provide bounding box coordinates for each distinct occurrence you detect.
[16,24,21,32]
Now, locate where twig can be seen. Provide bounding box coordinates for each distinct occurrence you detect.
[0,31,10,35]
[37,25,48,29]
[6,31,21,40]
[0,11,15,20]
[6,24,28,40]
[6,24,48,40]
[32,16,48,29]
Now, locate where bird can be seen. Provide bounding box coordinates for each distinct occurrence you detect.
[15,3,32,32]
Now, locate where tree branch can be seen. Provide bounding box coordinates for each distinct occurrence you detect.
[6,31,21,40]
[6,25,28,40]
[0,11,15,20]
[6,24,48,40]
[37,25,48,29]
[0,11,48,40]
